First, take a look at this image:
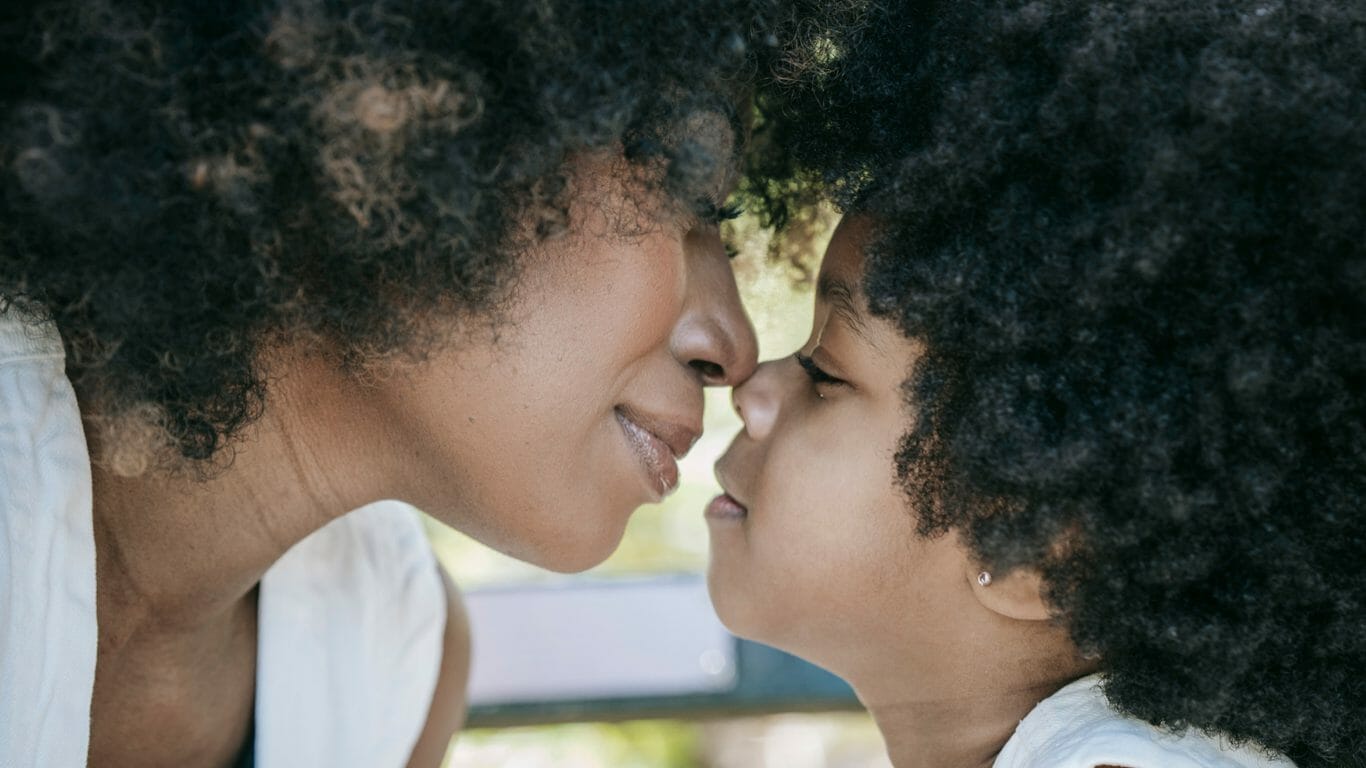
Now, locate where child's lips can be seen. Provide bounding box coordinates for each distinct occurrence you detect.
[705,492,748,521]
[709,460,750,520]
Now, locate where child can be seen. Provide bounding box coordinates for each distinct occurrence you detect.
[710,1,1364,766]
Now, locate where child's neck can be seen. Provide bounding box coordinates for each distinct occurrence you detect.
[864,679,1073,768]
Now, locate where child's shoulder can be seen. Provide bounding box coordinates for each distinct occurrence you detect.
[993,675,1297,768]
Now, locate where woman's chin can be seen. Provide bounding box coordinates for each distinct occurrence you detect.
[426,486,638,572]
[508,512,633,574]
[531,536,624,573]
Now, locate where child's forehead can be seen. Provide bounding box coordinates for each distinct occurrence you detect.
[817,215,900,355]
[820,215,874,284]
[818,214,925,361]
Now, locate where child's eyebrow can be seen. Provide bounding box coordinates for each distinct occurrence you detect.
[817,275,880,351]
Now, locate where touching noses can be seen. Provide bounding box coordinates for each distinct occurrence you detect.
[730,357,785,441]
[670,231,758,387]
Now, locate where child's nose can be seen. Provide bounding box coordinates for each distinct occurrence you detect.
[731,357,786,441]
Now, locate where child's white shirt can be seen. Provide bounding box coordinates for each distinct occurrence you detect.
[994,674,1296,768]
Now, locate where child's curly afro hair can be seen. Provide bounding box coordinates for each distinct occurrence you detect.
[754,1,1366,765]
[0,0,818,469]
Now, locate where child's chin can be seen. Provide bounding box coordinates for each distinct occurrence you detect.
[705,560,769,643]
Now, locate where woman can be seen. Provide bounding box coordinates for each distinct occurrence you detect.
[0,1,819,765]
[713,0,1364,766]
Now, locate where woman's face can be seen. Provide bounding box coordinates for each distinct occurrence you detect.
[705,216,977,675]
[373,153,757,572]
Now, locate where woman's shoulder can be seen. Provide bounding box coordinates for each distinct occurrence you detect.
[993,675,1297,768]
[0,310,99,767]
[255,502,449,767]
[0,310,64,364]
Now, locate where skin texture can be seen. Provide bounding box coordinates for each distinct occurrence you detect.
[373,153,756,571]
[707,217,1091,768]
[86,158,757,767]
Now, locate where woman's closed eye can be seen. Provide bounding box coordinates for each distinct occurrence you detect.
[700,200,743,224]
[692,199,743,258]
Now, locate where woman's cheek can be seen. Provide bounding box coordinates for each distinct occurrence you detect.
[635,238,688,327]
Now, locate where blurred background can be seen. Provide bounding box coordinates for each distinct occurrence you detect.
[423,211,893,767]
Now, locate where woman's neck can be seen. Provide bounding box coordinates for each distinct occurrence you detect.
[89,351,403,635]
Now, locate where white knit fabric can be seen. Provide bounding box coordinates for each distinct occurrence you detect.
[0,315,97,768]
[994,674,1297,768]
[0,314,446,768]
[254,501,446,768]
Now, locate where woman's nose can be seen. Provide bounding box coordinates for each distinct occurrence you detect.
[731,357,785,441]
[670,230,758,387]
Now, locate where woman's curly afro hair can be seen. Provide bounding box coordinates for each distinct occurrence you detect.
[753,1,1366,765]
[0,0,818,469]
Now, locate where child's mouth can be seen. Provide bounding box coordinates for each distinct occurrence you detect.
[705,492,748,521]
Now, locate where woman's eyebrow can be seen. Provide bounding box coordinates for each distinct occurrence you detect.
[817,275,881,351]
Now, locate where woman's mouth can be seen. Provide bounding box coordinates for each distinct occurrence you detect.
[615,406,689,499]
[705,493,748,522]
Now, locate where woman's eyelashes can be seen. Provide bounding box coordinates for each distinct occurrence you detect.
[795,352,846,397]
[692,199,743,258]
[683,199,743,229]
[703,201,744,224]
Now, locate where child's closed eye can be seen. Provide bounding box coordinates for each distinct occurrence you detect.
[795,352,846,396]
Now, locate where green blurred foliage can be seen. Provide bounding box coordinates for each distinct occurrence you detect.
[451,720,702,768]
[446,713,893,768]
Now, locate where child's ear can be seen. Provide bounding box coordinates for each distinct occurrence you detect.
[967,565,1053,622]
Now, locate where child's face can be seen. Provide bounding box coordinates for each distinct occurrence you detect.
[706,216,976,677]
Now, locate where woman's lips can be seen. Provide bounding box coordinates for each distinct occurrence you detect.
[705,493,748,521]
[615,407,685,499]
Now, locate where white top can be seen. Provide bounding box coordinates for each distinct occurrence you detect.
[0,313,446,768]
[994,674,1297,768]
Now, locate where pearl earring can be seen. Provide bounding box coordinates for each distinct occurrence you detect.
[977,571,992,587]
